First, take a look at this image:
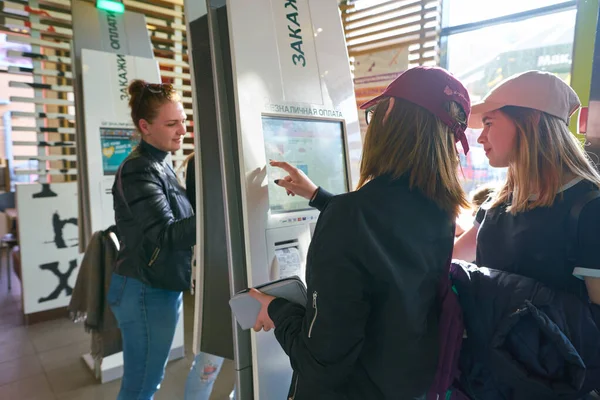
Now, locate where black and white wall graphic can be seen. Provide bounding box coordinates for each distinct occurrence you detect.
[17,182,82,314]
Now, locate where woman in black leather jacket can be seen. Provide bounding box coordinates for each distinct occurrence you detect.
[108,80,195,400]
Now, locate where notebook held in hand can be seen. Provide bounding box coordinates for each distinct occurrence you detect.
[229,276,307,330]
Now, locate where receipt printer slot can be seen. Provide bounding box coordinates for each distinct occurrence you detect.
[274,239,298,247]
[272,239,301,279]
[266,225,311,283]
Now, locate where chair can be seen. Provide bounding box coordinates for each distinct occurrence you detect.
[1,233,18,291]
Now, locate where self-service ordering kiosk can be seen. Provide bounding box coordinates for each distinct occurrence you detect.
[184,1,362,398]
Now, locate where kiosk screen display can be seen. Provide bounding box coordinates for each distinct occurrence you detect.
[263,116,348,214]
[100,127,138,175]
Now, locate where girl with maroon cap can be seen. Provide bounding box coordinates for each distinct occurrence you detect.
[249,67,470,400]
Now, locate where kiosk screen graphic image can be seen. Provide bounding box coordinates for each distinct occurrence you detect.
[100,127,138,175]
[262,116,348,214]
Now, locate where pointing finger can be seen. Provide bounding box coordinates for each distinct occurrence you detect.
[270,161,299,176]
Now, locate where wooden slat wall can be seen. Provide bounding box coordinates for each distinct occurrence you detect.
[339,0,441,67]
[0,0,194,182]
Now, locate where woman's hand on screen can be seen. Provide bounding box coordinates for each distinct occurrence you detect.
[270,160,318,200]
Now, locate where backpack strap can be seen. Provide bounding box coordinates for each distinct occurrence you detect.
[566,190,600,265]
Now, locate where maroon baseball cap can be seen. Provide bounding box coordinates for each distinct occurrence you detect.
[360,66,471,154]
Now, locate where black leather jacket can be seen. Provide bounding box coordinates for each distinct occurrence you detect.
[112,140,195,291]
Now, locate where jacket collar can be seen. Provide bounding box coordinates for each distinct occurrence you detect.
[140,139,169,162]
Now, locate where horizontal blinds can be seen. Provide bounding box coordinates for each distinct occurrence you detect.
[340,0,441,66]
[0,0,193,183]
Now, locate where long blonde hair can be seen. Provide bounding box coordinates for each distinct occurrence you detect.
[492,106,600,213]
[177,152,195,186]
[358,98,469,218]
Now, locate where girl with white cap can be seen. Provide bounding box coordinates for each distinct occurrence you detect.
[453,70,600,305]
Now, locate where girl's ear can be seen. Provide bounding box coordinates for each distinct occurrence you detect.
[138,119,151,136]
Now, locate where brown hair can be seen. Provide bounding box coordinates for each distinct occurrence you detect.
[358,98,469,218]
[492,106,600,213]
[128,80,181,131]
[469,183,496,216]
[471,184,496,209]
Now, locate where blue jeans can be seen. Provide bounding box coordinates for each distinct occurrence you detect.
[184,352,230,399]
[108,273,182,400]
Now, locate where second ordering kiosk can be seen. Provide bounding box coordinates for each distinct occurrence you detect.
[184,0,361,398]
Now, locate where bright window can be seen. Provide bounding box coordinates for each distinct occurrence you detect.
[448,10,576,103]
[444,0,569,27]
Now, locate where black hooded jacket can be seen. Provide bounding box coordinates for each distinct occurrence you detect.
[268,176,455,400]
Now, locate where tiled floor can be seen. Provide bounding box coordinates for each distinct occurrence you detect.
[0,269,235,400]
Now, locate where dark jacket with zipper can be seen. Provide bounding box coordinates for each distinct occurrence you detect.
[112,140,195,292]
[267,175,455,400]
[451,260,600,400]
[185,154,197,213]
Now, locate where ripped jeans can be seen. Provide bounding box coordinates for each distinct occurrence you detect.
[184,352,231,400]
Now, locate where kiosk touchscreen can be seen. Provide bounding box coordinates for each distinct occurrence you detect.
[263,116,349,215]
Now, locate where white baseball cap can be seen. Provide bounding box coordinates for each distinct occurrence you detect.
[468,70,581,128]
